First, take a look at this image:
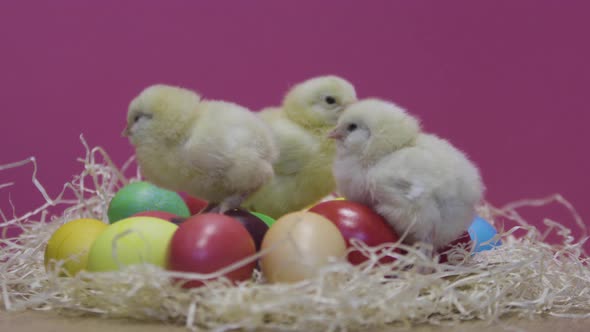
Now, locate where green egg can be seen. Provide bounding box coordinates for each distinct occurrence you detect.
[251,211,276,227]
[107,181,190,223]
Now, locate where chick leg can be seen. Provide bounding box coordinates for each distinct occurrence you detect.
[213,190,259,213]
[217,194,248,213]
[416,229,436,274]
[201,202,220,213]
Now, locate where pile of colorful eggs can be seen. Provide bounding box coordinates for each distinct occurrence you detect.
[44,181,501,286]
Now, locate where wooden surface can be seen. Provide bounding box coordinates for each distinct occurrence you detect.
[0,310,588,332]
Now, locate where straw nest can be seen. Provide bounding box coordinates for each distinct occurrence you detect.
[1,136,589,331]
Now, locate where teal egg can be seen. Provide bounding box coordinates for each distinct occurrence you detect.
[107,181,190,223]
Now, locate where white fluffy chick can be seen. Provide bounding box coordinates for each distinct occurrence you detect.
[330,98,484,255]
[242,76,358,218]
[123,84,278,212]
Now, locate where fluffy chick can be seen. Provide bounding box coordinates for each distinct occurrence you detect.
[123,84,278,212]
[242,76,357,218]
[330,99,484,254]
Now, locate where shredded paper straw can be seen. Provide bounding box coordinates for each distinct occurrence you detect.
[1,136,588,331]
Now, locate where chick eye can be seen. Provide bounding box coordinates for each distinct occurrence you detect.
[325,96,336,105]
[347,123,358,132]
[133,112,152,123]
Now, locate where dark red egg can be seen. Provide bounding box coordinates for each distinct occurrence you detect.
[167,213,256,288]
[132,210,186,225]
[437,231,472,264]
[223,208,269,251]
[309,200,399,265]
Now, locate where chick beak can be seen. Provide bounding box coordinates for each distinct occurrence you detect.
[328,128,343,140]
[121,126,130,137]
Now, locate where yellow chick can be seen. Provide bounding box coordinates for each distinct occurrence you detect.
[123,84,278,212]
[242,76,357,218]
[329,99,484,256]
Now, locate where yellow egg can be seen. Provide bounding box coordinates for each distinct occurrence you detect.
[87,216,178,272]
[44,218,108,276]
[260,211,347,283]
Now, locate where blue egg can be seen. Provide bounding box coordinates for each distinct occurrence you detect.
[468,216,502,252]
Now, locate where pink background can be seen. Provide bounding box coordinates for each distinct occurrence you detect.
[1,1,588,248]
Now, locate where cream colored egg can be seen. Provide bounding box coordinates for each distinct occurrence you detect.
[260,211,346,283]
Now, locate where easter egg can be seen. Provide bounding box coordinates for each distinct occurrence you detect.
[260,211,347,283]
[167,213,256,288]
[309,200,399,265]
[438,216,501,263]
[44,218,108,275]
[180,193,208,215]
[87,216,178,271]
[224,208,269,250]
[132,210,186,225]
[469,216,501,252]
[107,181,190,223]
[437,231,471,263]
[250,212,276,228]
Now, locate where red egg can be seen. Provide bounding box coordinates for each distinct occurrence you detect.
[132,210,186,225]
[167,213,256,288]
[180,193,208,215]
[309,200,399,265]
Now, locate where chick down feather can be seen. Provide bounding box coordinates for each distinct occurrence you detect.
[330,98,484,251]
[242,76,358,218]
[124,84,278,212]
